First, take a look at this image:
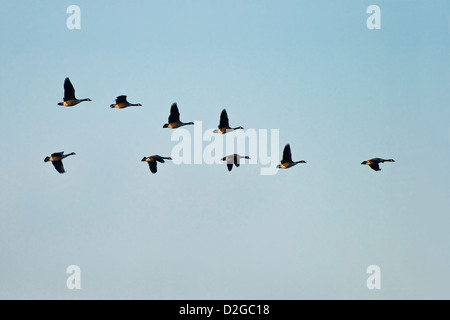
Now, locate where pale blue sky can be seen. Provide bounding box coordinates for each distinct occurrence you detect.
[0,0,449,299]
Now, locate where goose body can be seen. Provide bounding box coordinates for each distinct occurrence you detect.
[110,95,142,109]
[58,78,91,107]
[213,109,243,134]
[163,103,194,129]
[44,151,76,174]
[141,155,172,173]
[221,154,250,171]
[277,144,306,169]
[361,158,395,171]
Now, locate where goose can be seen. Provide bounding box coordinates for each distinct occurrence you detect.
[141,155,172,174]
[58,77,91,107]
[110,95,142,109]
[44,151,76,174]
[163,103,194,128]
[213,109,243,134]
[277,144,306,169]
[221,154,250,172]
[361,158,395,171]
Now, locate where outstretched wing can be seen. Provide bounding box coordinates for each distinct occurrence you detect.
[116,95,128,104]
[148,161,157,173]
[168,103,180,123]
[153,155,166,163]
[282,144,292,163]
[218,109,229,129]
[369,163,381,171]
[63,78,76,101]
[51,151,64,157]
[52,160,65,173]
[227,163,233,171]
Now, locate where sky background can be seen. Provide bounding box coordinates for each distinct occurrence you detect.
[0,0,449,299]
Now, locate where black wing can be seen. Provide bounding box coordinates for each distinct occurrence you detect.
[116,95,128,104]
[154,155,166,163]
[234,155,240,167]
[168,103,180,123]
[227,163,233,171]
[52,160,65,173]
[148,161,157,173]
[51,151,64,157]
[369,163,381,171]
[63,78,76,101]
[218,109,229,129]
[282,144,292,163]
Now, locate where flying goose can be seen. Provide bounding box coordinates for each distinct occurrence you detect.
[221,154,250,171]
[141,155,172,174]
[110,95,142,109]
[213,109,243,134]
[44,151,76,174]
[58,78,91,107]
[163,103,194,129]
[361,158,395,171]
[277,144,306,169]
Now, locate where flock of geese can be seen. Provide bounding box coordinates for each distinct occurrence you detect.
[45,77,395,174]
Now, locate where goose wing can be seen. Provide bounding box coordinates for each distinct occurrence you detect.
[115,95,128,104]
[63,78,76,101]
[52,160,65,173]
[369,162,381,171]
[168,103,181,123]
[153,155,166,163]
[282,144,292,163]
[148,161,157,173]
[227,163,233,171]
[234,154,240,167]
[51,151,64,157]
[218,109,229,129]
